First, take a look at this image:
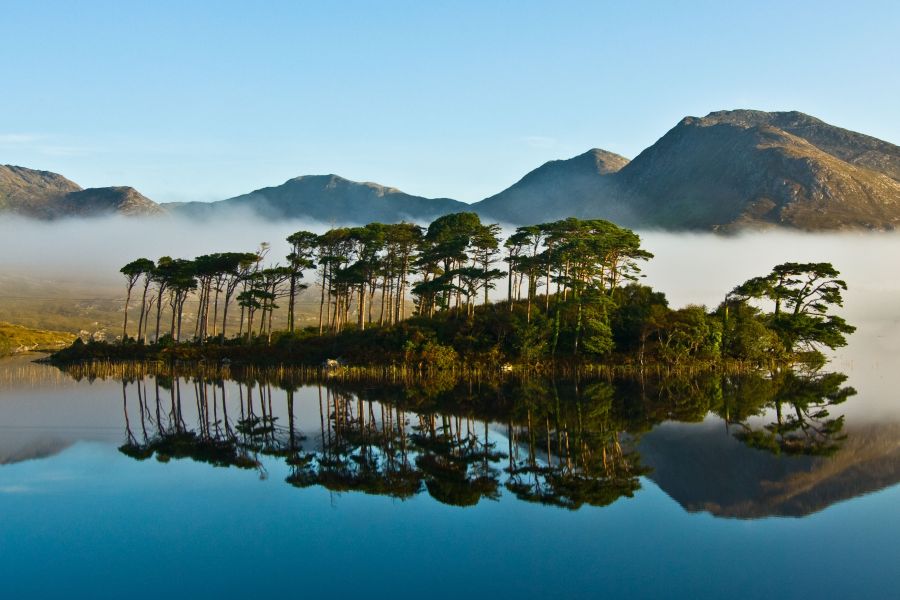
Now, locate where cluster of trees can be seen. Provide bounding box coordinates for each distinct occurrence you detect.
[119,213,650,345]
[120,251,262,344]
[724,262,856,362]
[115,213,854,368]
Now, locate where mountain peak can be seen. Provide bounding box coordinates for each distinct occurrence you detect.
[284,174,403,197]
[582,148,631,174]
[0,166,162,219]
[697,109,819,127]
[618,108,900,230]
[675,108,900,182]
[473,148,630,223]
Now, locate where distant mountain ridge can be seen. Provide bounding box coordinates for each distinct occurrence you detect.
[0,165,163,219]
[166,174,468,224]
[474,149,630,225]
[4,109,900,230]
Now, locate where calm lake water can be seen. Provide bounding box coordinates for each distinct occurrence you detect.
[2,233,899,598]
[0,352,897,599]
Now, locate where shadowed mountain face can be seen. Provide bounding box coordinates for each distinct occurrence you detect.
[639,420,900,518]
[0,437,72,466]
[59,187,163,217]
[613,112,900,231]
[165,174,468,224]
[475,149,630,225]
[0,165,163,219]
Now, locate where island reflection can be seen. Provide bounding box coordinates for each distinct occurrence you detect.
[50,361,898,518]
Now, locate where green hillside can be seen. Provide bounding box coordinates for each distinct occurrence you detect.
[0,322,76,356]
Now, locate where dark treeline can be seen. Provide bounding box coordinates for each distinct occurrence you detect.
[62,213,854,369]
[110,366,855,510]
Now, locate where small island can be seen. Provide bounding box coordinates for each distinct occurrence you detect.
[50,213,855,374]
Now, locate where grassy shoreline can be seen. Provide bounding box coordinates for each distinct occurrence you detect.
[45,336,770,381]
[0,322,76,357]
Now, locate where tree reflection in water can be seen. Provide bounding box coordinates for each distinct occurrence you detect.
[108,365,857,510]
[720,369,855,456]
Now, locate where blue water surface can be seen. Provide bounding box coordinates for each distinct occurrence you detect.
[1,440,897,599]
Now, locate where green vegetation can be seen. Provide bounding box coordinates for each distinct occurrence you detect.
[0,321,75,356]
[51,214,854,371]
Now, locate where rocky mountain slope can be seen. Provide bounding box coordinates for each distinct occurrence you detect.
[698,109,900,181]
[611,111,900,230]
[472,110,900,230]
[0,165,163,218]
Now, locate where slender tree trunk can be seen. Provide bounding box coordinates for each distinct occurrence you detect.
[136,279,150,343]
[203,281,212,340]
[399,261,408,321]
[358,284,366,331]
[573,297,583,356]
[169,299,177,338]
[545,260,551,313]
[318,270,326,335]
[194,283,205,340]
[507,260,513,310]
[344,294,350,331]
[288,273,297,333]
[154,289,164,343]
[526,274,533,323]
[122,284,134,343]
[379,274,388,326]
[212,283,220,338]
[325,268,334,333]
[221,291,232,340]
[176,297,185,342]
[143,299,152,342]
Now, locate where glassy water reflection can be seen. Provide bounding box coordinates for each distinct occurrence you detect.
[75,363,893,515]
[1,356,898,598]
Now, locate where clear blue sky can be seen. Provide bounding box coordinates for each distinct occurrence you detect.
[2,0,898,203]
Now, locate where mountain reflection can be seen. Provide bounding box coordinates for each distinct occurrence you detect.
[86,365,897,517]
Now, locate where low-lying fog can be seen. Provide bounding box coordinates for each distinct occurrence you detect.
[1,214,898,419]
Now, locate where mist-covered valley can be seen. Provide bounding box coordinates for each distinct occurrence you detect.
[2,214,899,423]
[2,213,898,331]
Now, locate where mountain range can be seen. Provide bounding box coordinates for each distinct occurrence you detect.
[3,109,899,230]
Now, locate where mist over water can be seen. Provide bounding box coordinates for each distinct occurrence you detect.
[0,214,325,283]
[1,215,898,417]
[639,231,900,422]
[4,215,900,301]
